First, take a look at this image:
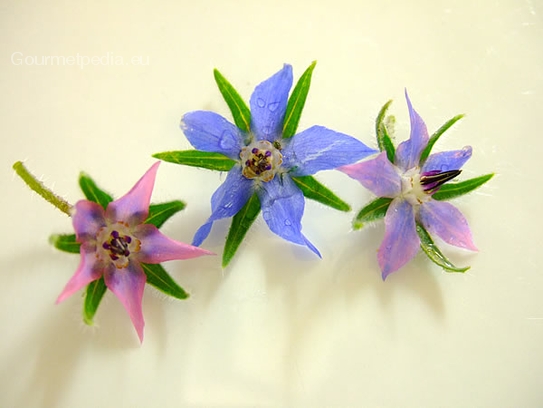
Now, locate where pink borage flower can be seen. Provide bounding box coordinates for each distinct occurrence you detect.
[340,91,477,279]
[56,162,213,342]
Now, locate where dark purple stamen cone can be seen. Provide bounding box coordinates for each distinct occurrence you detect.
[420,169,461,194]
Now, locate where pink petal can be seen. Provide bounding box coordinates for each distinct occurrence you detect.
[72,200,106,241]
[378,198,420,279]
[56,250,104,303]
[106,162,160,225]
[419,200,478,251]
[339,152,401,198]
[134,224,214,264]
[104,262,147,343]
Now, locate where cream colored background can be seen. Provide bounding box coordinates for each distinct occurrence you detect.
[1,1,542,407]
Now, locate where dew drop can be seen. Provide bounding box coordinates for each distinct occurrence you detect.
[262,210,271,221]
[268,102,279,112]
[256,98,266,108]
[219,131,237,150]
[262,126,272,135]
[284,219,292,226]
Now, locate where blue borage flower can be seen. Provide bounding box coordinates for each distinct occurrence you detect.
[339,91,493,279]
[155,63,377,265]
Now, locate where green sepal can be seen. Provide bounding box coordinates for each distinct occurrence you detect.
[145,200,186,229]
[142,263,189,300]
[353,197,393,230]
[291,175,350,212]
[432,173,494,201]
[153,150,236,172]
[416,223,469,273]
[283,61,316,139]
[79,173,113,210]
[49,233,80,253]
[223,193,261,267]
[83,277,107,325]
[213,68,251,134]
[375,99,396,162]
[419,114,465,165]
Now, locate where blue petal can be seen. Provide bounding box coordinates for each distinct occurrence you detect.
[421,146,472,173]
[257,175,320,256]
[282,125,378,176]
[378,198,420,279]
[181,111,244,159]
[192,167,253,246]
[395,90,429,171]
[250,64,293,142]
[192,222,213,247]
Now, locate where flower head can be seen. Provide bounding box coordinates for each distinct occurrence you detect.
[56,162,213,342]
[181,64,376,256]
[340,91,477,279]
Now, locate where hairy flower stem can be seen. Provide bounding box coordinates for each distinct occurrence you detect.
[13,161,73,216]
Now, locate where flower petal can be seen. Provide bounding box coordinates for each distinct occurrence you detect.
[421,146,472,173]
[250,64,293,142]
[419,200,477,251]
[378,198,420,279]
[181,111,244,159]
[258,175,320,256]
[104,262,147,343]
[106,162,160,226]
[395,90,429,171]
[134,224,214,263]
[339,152,402,198]
[56,250,104,303]
[72,200,106,241]
[282,125,378,176]
[192,167,253,246]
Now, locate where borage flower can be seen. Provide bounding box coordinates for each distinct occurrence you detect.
[55,162,213,342]
[155,63,376,265]
[340,91,493,279]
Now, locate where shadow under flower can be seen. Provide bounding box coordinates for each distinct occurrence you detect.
[257,225,446,404]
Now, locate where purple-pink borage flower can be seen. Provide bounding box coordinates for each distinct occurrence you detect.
[340,91,477,279]
[56,162,213,342]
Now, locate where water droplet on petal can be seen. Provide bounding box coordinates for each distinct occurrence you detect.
[262,210,271,221]
[256,98,266,108]
[262,126,272,135]
[268,102,279,112]
[219,130,237,150]
[284,219,292,226]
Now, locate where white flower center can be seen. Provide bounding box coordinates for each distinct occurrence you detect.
[240,140,283,182]
[400,167,431,206]
[96,221,141,269]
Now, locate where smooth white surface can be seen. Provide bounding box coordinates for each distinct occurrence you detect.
[1,0,542,407]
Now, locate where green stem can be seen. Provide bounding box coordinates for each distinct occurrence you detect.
[13,161,73,216]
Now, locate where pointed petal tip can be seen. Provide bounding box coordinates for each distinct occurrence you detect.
[106,162,160,224]
[55,293,67,305]
[135,323,145,344]
[379,261,398,281]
